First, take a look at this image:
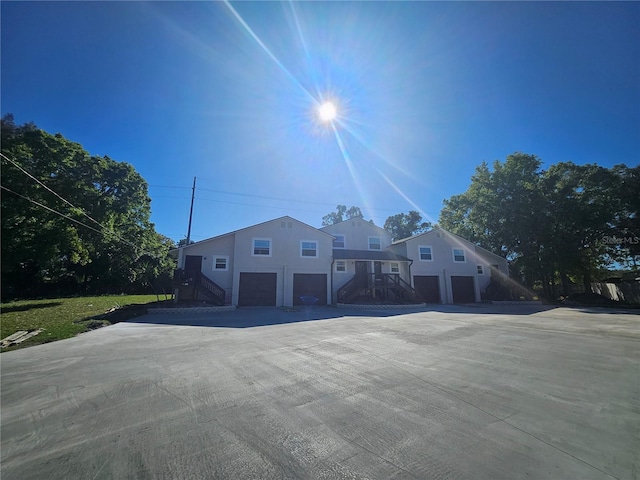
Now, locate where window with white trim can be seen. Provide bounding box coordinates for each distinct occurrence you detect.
[453,248,466,262]
[333,235,345,249]
[477,265,484,275]
[300,240,318,258]
[368,236,381,250]
[252,238,271,256]
[213,255,229,271]
[419,246,433,261]
[335,260,346,272]
[390,262,400,273]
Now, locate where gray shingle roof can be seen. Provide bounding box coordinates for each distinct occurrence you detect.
[332,249,411,262]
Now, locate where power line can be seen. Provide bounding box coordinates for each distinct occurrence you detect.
[1,185,105,236]
[200,186,340,208]
[194,196,326,213]
[150,183,339,207]
[1,184,170,259]
[1,151,439,251]
[152,193,327,212]
[0,153,166,257]
[0,152,112,233]
[148,185,191,190]
[149,183,436,215]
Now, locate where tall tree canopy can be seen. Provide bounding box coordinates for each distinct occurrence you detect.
[322,205,365,226]
[1,114,175,299]
[321,206,431,240]
[439,152,638,297]
[383,211,431,241]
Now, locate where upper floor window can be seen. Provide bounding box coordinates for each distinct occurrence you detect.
[368,236,381,250]
[335,260,346,272]
[213,255,229,271]
[477,265,484,275]
[301,241,318,258]
[390,262,400,273]
[453,248,466,262]
[252,238,271,256]
[419,246,433,261]
[333,235,345,249]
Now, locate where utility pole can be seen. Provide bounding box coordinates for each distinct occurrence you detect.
[186,176,196,244]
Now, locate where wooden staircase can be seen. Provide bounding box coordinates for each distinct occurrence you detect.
[338,273,417,304]
[173,269,226,305]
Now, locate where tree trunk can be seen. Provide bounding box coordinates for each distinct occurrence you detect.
[583,269,592,291]
[560,272,572,297]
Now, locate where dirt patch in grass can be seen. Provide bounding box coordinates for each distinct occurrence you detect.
[80,302,166,324]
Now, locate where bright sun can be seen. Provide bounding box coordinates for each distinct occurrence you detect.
[318,101,337,122]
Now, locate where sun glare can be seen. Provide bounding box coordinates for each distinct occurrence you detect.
[318,101,337,122]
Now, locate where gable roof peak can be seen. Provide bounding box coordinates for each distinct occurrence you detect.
[392,227,505,260]
[320,217,387,234]
[177,215,333,250]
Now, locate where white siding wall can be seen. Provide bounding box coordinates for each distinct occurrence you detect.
[332,259,353,300]
[330,259,411,301]
[324,221,406,302]
[177,234,235,303]
[232,219,333,306]
[321,220,393,250]
[475,249,509,294]
[397,230,508,304]
[178,220,508,306]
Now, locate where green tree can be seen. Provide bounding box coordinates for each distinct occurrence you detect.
[607,164,640,268]
[177,238,195,247]
[322,205,364,226]
[383,211,431,240]
[539,162,619,290]
[1,115,175,299]
[439,152,635,298]
[440,153,544,263]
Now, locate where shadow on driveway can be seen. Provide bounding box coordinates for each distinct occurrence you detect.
[129,303,560,329]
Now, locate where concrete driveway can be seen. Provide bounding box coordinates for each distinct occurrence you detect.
[1,305,638,479]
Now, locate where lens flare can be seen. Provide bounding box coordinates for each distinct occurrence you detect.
[318,101,337,122]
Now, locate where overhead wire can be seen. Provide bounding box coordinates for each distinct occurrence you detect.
[0,153,167,258]
[1,152,112,233]
[149,183,437,215]
[1,151,439,249]
[1,185,106,236]
[150,183,347,207]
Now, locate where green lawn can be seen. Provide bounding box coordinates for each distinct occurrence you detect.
[1,295,163,351]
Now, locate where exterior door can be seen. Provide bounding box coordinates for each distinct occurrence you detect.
[374,261,383,284]
[451,276,475,303]
[414,275,440,303]
[238,273,277,306]
[184,255,202,276]
[355,261,368,287]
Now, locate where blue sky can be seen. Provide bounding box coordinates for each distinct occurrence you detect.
[2,1,639,243]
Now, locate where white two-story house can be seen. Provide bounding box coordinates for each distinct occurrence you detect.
[175,216,333,306]
[174,215,508,306]
[389,229,509,304]
[319,219,415,303]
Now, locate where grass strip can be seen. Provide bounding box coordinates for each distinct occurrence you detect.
[1,295,163,351]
